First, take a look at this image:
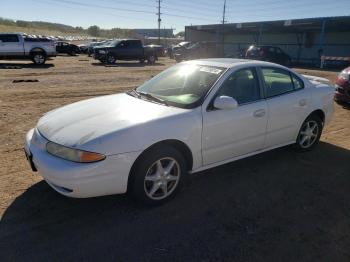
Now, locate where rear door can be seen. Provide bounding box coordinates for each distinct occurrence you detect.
[130,40,143,58]
[260,67,310,148]
[0,34,23,56]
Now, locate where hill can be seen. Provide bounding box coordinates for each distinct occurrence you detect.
[0,17,132,38]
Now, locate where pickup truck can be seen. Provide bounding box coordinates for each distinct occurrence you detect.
[93,39,157,64]
[0,33,56,65]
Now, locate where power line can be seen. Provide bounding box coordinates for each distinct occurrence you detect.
[157,0,161,43]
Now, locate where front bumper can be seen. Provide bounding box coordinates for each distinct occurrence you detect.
[24,128,141,198]
[93,52,106,60]
[334,86,350,103]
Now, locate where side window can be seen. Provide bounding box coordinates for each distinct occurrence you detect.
[217,68,260,105]
[130,41,141,48]
[275,48,282,54]
[291,74,304,90]
[0,34,19,42]
[262,68,294,97]
[118,41,127,48]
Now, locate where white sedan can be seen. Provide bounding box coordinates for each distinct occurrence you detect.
[24,59,334,204]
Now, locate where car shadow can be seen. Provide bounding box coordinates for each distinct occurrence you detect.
[0,63,55,69]
[335,101,350,110]
[1,142,350,261]
[91,62,165,67]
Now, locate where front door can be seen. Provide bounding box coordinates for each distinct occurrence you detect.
[202,67,268,165]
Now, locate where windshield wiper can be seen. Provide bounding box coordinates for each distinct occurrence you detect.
[127,89,141,98]
[139,91,168,106]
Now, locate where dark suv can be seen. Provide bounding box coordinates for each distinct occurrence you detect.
[245,45,291,66]
[56,41,80,56]
[93,39,157,64]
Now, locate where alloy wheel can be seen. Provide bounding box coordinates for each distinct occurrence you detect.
[298,120,319,149]
[34,54,45,64]
[144,157,180,200]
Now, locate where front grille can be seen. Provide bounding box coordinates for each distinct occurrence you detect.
[337,87,345,94]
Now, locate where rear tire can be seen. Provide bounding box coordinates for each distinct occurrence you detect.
[31,52,46,65]
[129,146,187,205]
[294,114,323,152]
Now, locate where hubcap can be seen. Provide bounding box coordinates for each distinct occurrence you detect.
[144,157,180,200]
[299,120,319,148]
[34,54,44,64]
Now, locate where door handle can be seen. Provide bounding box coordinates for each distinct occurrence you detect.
[299,99,307,107]
[253,109,266,118]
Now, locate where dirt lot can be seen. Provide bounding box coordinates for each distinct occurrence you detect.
[0,56,350,261]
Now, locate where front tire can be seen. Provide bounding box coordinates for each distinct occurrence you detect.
[129,146,187,205]
[106,54,116,64]
[294,114,323,152]
[147,55,156,65]
[31,52,46,65]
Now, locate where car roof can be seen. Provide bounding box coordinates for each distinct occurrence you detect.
[184,58,285,69]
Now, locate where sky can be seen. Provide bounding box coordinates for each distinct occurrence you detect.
[1,0,350,33]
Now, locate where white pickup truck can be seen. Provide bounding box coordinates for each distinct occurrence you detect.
[0,33,56,65]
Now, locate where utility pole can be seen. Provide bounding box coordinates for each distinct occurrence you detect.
[157,0,161,44]
[221,0,227,56]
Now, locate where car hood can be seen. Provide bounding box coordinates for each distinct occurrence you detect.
[37,93,189,152]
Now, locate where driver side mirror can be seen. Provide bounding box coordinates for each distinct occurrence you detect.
[213,96,238,110]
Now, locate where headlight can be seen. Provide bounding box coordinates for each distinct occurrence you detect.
[99,50,106,54]
[46,142,105,163]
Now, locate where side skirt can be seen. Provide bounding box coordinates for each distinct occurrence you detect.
[190,141,295,174]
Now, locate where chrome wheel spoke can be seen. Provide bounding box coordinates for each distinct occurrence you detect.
[164,160,175,174]
[156,160,164,174]
[149,182,161,196]
[166,175,178,181]
[161,183,168,194]
[145,174,160,181]
[300,135,308,145]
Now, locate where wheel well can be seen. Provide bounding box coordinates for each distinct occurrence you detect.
[30,48,46,56]
[128,140,193,190]
[309,109,325,124]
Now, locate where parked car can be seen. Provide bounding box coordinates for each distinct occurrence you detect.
[77,43,88,54]
[87,40,110,56]
[168,41,191,59]
[334,66,350,104]
[56,41,80,56]
[245,45,292,66]
[174,42,222,62]
[93,39,157,64]
[0,33,56,65]
[24,59,334,205]
[145,44,166,57]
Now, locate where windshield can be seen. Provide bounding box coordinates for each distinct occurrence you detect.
[105,40,120,47]
[135,64,225,108]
